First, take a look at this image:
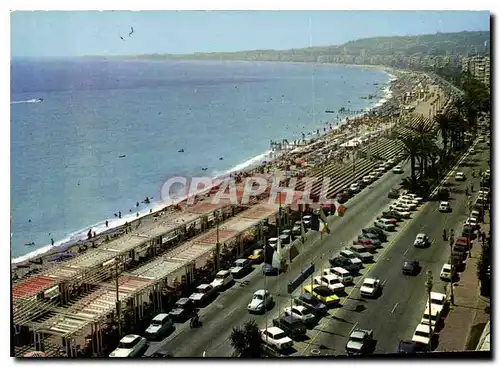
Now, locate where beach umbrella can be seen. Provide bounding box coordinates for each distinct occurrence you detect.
[23,351,47,357]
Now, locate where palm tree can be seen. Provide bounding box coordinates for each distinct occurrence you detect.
[398,133,420,190]
[434,113,450,160]
[230,320,263,357]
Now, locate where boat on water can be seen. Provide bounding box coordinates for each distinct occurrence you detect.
[325,110,335,113]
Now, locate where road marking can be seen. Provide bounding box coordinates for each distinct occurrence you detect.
[391,303,399,314]
[349,322,359,335]
[403,248,409,256]
[382,279,387,286]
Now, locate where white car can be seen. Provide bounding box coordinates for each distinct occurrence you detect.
[392,166,404,174]
[210,270,234,290]
[360,278,381,298]
[428,292,448,314]
[323,267,353,285]
[248,289,273,313]
[350,183,361,193]
[339,250,363,267]
[439,201,451,212]
[404,193,424,203]
[455,172,466,181]
[189,284,216,305]
[412,324,433,346]
[397,199,417,210]
[414,233,429,248]
[393,208,411,218]
[268,237,278,248]
[440,264,453,281]
[465,217,479,228]
[314,275,345,294]
[362,176,373,184]
[109,334,147,357]
[389,202,411,212]
[400,195,420,206]
[284,305,316,324]
[261,327,293,351]
[302,215,312,228]
[144,313,173,340]
[374,219,396,231]
[229,259,251,278]
[421,305,441,327]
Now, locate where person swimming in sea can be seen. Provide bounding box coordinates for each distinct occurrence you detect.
[178,149,184,153]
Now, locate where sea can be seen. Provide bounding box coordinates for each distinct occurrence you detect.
[11,59,391,262]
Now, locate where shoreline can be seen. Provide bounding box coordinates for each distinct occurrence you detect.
[11,67,398,266]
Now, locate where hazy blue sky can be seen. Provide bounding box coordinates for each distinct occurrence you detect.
[11,11,490,57]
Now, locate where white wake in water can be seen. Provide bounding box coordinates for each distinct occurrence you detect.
[11,99,42,105]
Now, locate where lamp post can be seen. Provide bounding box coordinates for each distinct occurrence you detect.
[467,198,473,257]
[448,231,455,305]
[425,270,433,345]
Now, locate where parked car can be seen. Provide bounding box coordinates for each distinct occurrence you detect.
[144,313,173,340]
[323,266,354,284]
[412,324,433,346]
[427,292,448,314]
[455,172,466,181]
[388,188,400,198]
[248,249,264,263]
[338,250,364,268]
[272,315,307,339]
[356,237,381,249]
[398,198,418,210]
[260,327,293,351]
[440,263,453,281]
[377,216,398,225]
[189,284,216,306]
[248,289,274,313]
[229,258,252,278]
[421,306,441,327]
[262,263,279,276]
[283,305,316,325]
[314,274,345,294]
[109,335,148,358]
[358,231,382,241]
[350,183,361,193]
[439,201,451,212]
[210,270,234,290]
[303,284,340,306]
[381,210,404,221]
[360,277,381,297]
[148,350,174,358]
[414,233,430,248]
[374,219,396,231]
[329,255,362,274]
[397,340,429,354]
[402,260,420,275]
[302,215,312,228]
[348,245,374,263]
[362,227,387,241]
[169,298,194,321]
[345,329,374,355]
[294,292,328,316]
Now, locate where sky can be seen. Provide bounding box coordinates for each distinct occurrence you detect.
[10,11,490,58]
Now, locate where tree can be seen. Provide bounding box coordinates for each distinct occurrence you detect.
[230,320,263,357]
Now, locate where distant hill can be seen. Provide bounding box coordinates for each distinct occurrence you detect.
[112,31,490,64]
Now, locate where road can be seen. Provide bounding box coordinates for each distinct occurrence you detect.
[297,140,489,356]
[147,159,414,357]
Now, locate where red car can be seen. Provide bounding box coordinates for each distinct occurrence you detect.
[456,236,471,249]
[377,216,398,224]
[353,240,376,253]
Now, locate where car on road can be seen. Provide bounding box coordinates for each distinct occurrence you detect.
[388,188,400,199]
[374,219,396,231]
[109,334,148,358]
[302,215,312,228]
[350,183,361,193]
[412,324,434,346]
[362,175,373,185]
[279,233,292,245]
[465,217,479,230]
[260,327,293,351]
[421,306,441,327]
[392,166,404,174]
[397,198,418,211]
[402,260,420,275]
[404,193,424,203]
[144,313,173,340]
[455,172,466,181]
[348,245,374,263]
[338,250,364,268]
[399,195,420,206]
[268,237,278,248]
[284,305,316,325]
[292,221,304,236]
[229,258,252,278]
[439,201,451,212]
[414,233,430,248]
[148,350,174,358]
[210,270,234,290]
[362,227,387,241]
[397,340,429,354]
[381,210,404,221]
[272,315,307,339]
[360,277,382,298]
[324,266,354,285]
[248,289,274,314]
[462,225,475,238]
[189,284,216,306]
[440,263,453,281]
[377,215,398,225]
[294,292,328,316]
[471,209,483,221]
[303,284,340,306]
[359,231,383,241]
[435,188,450,200]
[169,298,194,321]
[248,249,264,263]
[329,255,362,274]
[262,263,279,276]
[345,329,374,355]
[314,274,345,294]
[389,202,411,213]
[428,292,448,314]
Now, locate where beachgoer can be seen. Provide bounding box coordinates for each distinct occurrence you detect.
[28,219,31,223]
[105,220,108,228]
[136,202,139,207]
[118,211,122,219]
[87,229,92,240]
[114,213,118,217]
[93,231,96,238]
[51,238,54,246]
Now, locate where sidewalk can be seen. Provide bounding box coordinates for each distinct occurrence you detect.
[437,211,491,351]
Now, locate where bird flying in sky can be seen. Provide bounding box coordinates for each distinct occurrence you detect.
[129,26,134,37]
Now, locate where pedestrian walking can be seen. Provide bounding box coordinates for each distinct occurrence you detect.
[51,238,54,246]
[105,220,109,228]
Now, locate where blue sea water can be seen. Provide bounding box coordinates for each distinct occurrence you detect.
[10,59,390,260]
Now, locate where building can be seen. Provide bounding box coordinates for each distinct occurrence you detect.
[461,56,491,87]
